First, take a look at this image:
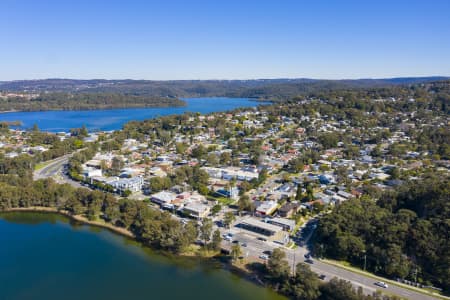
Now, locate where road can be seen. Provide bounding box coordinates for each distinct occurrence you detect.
[220,219,441,300]
[34,154,82,188]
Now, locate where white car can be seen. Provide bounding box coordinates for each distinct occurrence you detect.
[375,281,388,288]
[259,254,269,260]
[223,235,233,241]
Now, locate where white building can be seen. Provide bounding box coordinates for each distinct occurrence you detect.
[151,191,177,206]
[256,201,278,216]
[182,202,210,219]
[110,176,144,193]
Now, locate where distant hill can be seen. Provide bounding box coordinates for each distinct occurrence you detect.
[0,77,448,101]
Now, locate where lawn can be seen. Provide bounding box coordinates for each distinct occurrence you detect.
[34,161,52,171]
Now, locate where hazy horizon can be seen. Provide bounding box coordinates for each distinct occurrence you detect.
[1,75,449,82]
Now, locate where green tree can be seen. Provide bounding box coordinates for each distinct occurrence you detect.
[211,204,222,216]
[200,218,213,246]
[230,243,242,261]
[210,229,222,251]
[286,263,321,300]
[267,248,290,284]
[295,185,303,201]
[223,211,236,228]
[238,194,253,212]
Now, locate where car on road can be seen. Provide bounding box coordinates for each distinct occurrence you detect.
[241,242,247,247]
[304,253,311,259]
[318,274,326,280]
[257,237,267,242]
[375,281,388,288]
[259,254,269,260]
[305,258,314,264]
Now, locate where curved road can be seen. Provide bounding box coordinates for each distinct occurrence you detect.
[34,154,82,188]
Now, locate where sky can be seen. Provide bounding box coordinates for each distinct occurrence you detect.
[1,0,449,80]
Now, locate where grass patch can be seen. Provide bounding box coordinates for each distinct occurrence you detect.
[209,195,236,206]
[286,241,296,249]
[34,161,52,171]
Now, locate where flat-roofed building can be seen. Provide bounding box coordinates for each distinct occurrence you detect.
[267,217,296,232]
[256,200,278,216]
[239,217,283,236]
[183,202,210,219]
[237,217,289,244]
[151,191,177,206]
[110,176,144,193]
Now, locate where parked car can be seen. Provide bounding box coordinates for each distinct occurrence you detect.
[375,281,388,288]
[223,235,233,241]
[259,254,269,260]
[305,258,314,264]
[318,274,326,280]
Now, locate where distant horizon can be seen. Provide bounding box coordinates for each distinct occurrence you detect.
[1,75,449,83]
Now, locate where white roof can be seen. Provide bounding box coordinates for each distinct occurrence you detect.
[151,191,176,202]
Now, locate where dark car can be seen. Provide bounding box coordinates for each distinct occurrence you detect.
[318,274,326,280]
[304,253,311,259]
[305,258,314,264]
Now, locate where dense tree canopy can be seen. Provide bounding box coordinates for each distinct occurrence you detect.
[313,175,450,292]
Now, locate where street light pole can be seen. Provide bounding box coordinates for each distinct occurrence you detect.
[364,254,367,271]
[362,250,367,271]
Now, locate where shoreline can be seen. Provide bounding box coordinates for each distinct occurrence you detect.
[2,207,135,239]
[0,103,187,114]
[0,208,287,299]
[0,207,273,290]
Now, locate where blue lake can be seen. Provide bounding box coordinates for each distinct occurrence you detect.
[0,212,284,300]
[0,97,265,132]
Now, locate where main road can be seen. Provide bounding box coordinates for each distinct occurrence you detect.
[34,154,82,188]
[220,219,443,300]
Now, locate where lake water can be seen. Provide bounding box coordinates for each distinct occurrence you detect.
[0,97,264,132]
[0,212,284,300]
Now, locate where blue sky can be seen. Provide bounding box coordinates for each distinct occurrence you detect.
[1,0,449,80]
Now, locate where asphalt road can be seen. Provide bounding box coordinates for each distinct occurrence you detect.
[34,155,82,188]
[220,220,441,300]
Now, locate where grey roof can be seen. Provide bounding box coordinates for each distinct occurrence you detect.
[240,217,283,233]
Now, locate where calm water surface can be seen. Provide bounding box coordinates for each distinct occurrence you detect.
[0,212,284,300]
[0,97,265,132]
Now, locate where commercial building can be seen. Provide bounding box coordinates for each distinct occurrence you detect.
[256,200,278,216]
[151,191,177,207]
[237,217,289,244]
[267,217,296,232]
[182,202,210,219]
[110,176,144,193]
